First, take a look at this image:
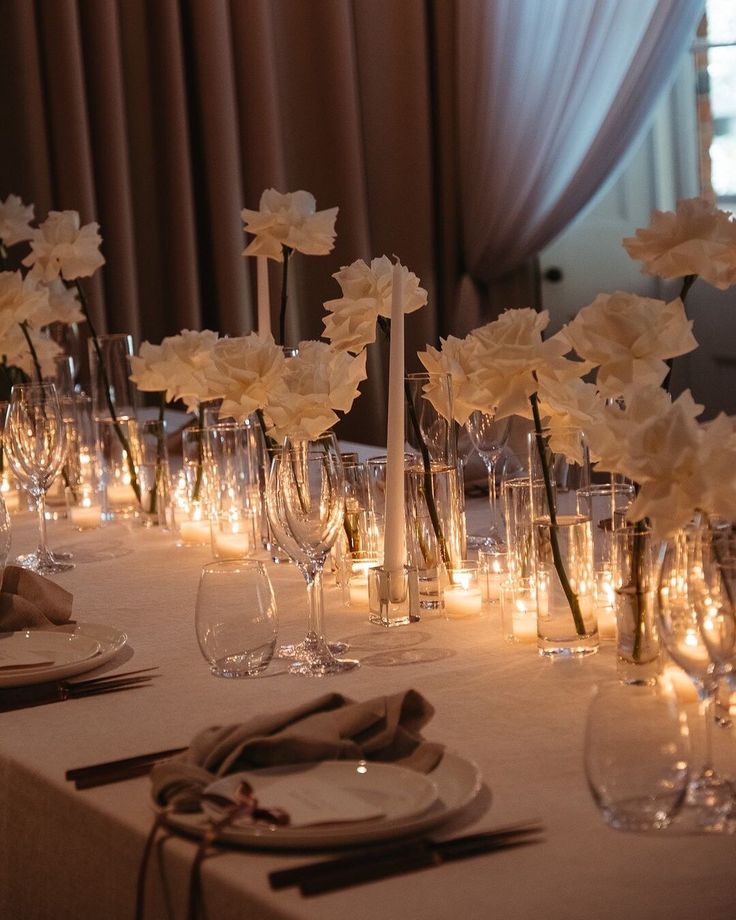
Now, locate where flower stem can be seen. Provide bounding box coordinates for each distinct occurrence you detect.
[19,321,43,385]
[75,280,140,502]
[630,518,648,663]
[192,403,205,503]
[529,391,586,636]
[278,246,293,347]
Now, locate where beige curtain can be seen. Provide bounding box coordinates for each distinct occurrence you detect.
[0,0,454,442]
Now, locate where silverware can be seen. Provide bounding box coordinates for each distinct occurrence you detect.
[269,822,545,895]
[66,743,187,789]
[0,667,159,714]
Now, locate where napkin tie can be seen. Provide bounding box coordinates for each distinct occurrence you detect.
[137,690,443,920]
[0,565,73,630]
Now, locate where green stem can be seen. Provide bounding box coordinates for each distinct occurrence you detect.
[405,379,450,566]
[192,403,205,503]
[75,280,141,502]
[19,321,43,385]
[530,391,586,636]
[278,246,292,347]
[630,519,648,663]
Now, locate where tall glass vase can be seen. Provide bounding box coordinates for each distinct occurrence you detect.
[613,524,661,684]
[528,427,598,656]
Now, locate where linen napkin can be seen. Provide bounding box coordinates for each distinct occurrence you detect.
[151,689,444,811]
[0,565,74,630]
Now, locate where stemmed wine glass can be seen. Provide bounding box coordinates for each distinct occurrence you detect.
[265,451,349,659]
[465,410,512,548]
[268,432,358,676]
[5,383,74,574]
[657,525,735,831]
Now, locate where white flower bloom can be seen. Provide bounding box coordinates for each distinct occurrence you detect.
[131,330,220,412]
[537,377,601,462]
[561,292,697,396]
[266,340,366,441]
[129,341,174,399]
[242,189,338,261]
[587,386,707,538]
[205,333,286,423]
[623,197,736,290]
[23,210,105,282]
[418,334,483,424]
[0,194,35,247]
[323,256,427,353]
[0,323,61,378]
[467,308,590,420]
[0,271,49,338]
[33,279,85,327]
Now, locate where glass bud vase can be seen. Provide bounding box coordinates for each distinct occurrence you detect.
[613,524,661,684]
[528,427,598,657]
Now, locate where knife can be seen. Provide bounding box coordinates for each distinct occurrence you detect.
[269,823,544,895]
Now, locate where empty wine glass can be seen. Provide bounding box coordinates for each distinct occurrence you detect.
[265,451,348,658]
[658,526,735,831]
[269,433,358,676]
[5,383,73,574]
[465,410,512,548]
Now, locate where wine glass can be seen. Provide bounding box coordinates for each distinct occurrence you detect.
[5,383,74,574]
[269,433,358,676]
[265,451,349,659]
[657,526,735,831]
[465,410,512,548]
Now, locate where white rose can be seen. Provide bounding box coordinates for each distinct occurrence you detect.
[0,195,34,247]
[242,189,338,261]
[418,334,482,424]
[623,197,736,290]
[23,210,105,282]
[206,333,286,423]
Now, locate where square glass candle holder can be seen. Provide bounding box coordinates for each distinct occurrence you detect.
[368,565,420,628]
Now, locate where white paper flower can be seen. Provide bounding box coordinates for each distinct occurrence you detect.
[23,210,105,282]
[0,195,35,247]
[698,414,736,523]
[623,197,736,290]
[560,292,697,397]
[266,340,366,441]
[205,333,286,423]
[417,334,483,424]
[587,386,708,538]
[129,341,174,398]
[0,323,61,378]
[0,271,49,339]
[467,308,590,420]
[241,189,338,262]
[537,376,601,462]
[323,256,427,353]
[32,279,85,328]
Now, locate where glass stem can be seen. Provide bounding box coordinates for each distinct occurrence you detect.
[304,563,325,644]
[36,490,49,559]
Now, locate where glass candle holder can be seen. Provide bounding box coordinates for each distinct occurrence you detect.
[444,561,482,618]
[478,547,508,606]
[368,565,420,628]
[500,576,538,643]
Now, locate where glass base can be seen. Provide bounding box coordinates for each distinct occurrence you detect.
[15,550,74,575]
[288,637,359,676]
[467,532,505,552]
[538,639,598,658]
[673,771,735,833]
[277,639,348,658]
[209,646,274,678]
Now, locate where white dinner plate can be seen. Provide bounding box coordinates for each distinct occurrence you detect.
[0,623,128,688]
[165,752,482,850]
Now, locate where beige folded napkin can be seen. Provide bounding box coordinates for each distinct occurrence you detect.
[0,565,74,630]
[151,690,444,811]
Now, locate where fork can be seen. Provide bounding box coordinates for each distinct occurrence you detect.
[0,667,159,713]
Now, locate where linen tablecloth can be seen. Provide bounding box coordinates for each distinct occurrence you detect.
[1,503,735,920]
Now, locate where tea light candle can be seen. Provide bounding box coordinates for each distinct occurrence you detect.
[479,549,507,604]
[594,568,617,639]
[445,565,482,617]
[213,530,253,559]
[180,519,211,545]
[107,482,137,506]
[347,557,380,608]
[70,503,102,529]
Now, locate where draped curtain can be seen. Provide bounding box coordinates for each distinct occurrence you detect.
[0,0,703,440]
[456,0,705,321]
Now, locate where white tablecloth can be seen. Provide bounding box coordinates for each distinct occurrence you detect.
[1,504,735,920]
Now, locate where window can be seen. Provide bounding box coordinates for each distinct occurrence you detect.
[696,0,736,202]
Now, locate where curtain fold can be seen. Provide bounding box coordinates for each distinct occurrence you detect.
[457,0,705,289]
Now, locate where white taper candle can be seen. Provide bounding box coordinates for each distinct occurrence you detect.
[383,262,406,573]
[256,256,271,336]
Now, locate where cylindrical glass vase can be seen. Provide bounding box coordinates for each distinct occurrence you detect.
[88,333,138,421]
[613,524,661,684]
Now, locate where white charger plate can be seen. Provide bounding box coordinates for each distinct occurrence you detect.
[165,752,482,850]
[0,623,128,688]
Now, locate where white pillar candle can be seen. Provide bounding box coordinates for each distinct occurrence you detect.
[257,256,271,336]
[383,262,405,576]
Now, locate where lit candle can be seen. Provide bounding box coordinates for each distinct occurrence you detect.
[347,557,379,608]
[595,569,617,639]
[107,482,137,506]
[383,262,405,577]
[479,549,507,604]
[511,584,538,642]
[663,663,699,703]
[179,503,211,545]
[256,256,271,336]
[70,504,102,529]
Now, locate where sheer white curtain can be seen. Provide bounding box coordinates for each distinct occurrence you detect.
[458,0,704,287]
